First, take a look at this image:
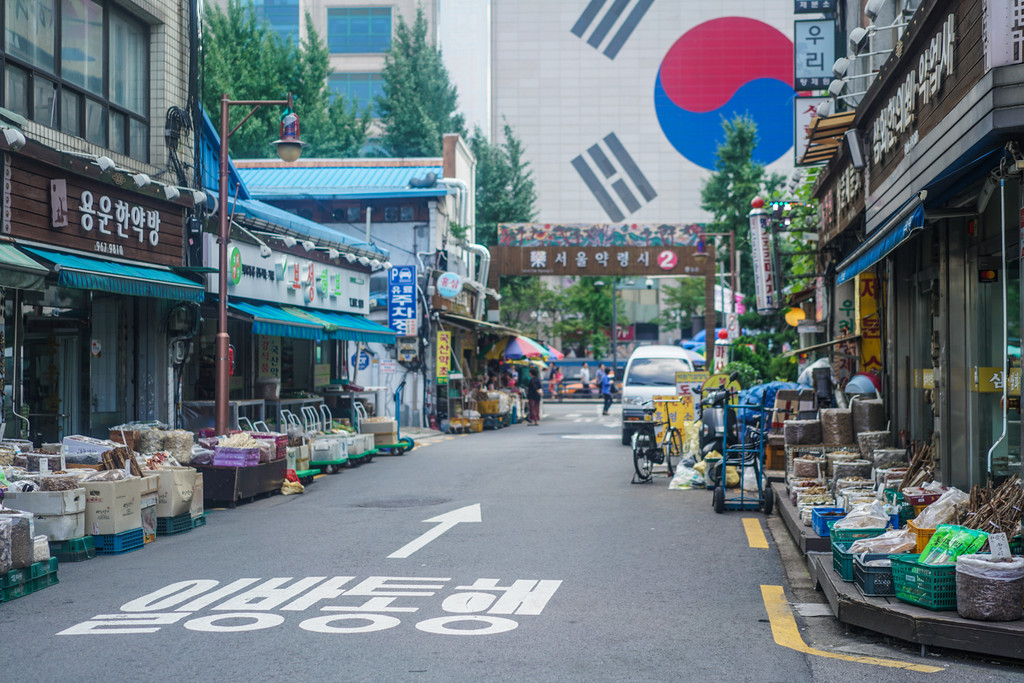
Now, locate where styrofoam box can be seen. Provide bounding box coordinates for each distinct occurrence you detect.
[4,488,87,516]
[35,511,85,541]
[62,435,119,455]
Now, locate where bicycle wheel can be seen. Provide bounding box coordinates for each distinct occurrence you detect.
[663,427,683,476]
[633,432,653,481]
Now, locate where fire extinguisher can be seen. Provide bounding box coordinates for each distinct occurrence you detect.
[228,344,235,376]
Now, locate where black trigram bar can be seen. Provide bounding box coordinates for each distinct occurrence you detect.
[570,0,654,60]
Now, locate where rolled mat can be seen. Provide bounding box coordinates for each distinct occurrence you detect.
[820,409,854,445]
[852,399,886,435]
[857,430,893,460]
[784,420,822,445]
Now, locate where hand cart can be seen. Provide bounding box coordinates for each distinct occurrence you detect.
[710,392,772,514]
[374,381,415,456]
[309,403,352,474]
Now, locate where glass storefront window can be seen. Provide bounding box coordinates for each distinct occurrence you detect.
[5,0,57,72]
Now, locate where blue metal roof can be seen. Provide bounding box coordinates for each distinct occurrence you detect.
[237,164,447,200]
[24,247,205,302]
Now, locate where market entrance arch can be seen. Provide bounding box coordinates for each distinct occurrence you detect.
[488,224,718,360]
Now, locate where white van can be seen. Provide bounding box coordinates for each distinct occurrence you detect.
[620,345,694,445]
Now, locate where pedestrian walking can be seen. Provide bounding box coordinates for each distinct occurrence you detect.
[527,366,543,425]
[580,362,591,395]
[597,364,612,415]
[551,364,564,400]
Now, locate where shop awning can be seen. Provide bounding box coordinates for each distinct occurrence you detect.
[227,301,326,340]
[23,247,204,301]
[438,311,521,336]
[835,201,926,285]
[0,243,48,291]
[283,306,397,344]
[798,111,857,166]
[782,334,861,358]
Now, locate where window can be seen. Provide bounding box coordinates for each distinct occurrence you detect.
[2,0,149,161]
[254,0,299,44]
[327,8,391,54]
[400,205,414,221]
[328,72,384,115]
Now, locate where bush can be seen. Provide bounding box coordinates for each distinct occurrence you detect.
[722,361,759,388]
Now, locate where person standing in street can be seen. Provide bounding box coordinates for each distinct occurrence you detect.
[580,362,591,395]
[527,366,543,425]
[597,364,612,415]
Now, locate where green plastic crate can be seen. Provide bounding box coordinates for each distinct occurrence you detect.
[827,520,887,544]
[1,581,28,602]
[890,554,957,610]
[1011,536,1022,555]
[1,567,26,589]
[28,557,58,580]
[831,540,855,582]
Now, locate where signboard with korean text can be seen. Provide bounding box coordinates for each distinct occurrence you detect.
[4,154,187,267]
[491,246,712,278]
[794,20,835,90]
[974,365,1021,394]
[258,336,281,380]
[436,330,451,385]
[794,96,828,166]
[203,235,369,315]
[794,0,835,13]
[748,210,779,313]
[675,371,709,421]
[389,265,418,335]
[856,273,882,377]
[436,271,463,298]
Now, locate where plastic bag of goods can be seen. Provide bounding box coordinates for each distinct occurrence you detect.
[32,534,49,563]
[832,500,889,529]
[0,509,34,568]
[919,525,988,566]
[911,488,969,529]
[792,456,825,479]
[163,430,194,463]
[668,465,700,490]
[848,529,917,555]
[820,408,853,445]
[956,555,1024,621]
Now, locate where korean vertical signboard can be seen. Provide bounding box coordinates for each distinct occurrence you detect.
[794,96,828,165]
[388,266,417,335]
[856,273,882,377]
[436,330,451,385]
[748,207,779,314]
[794,19,835,90]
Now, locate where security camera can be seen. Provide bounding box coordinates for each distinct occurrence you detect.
[259,244,272,258]
[645,278,654,290]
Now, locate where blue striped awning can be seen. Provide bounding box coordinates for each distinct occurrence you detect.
[228,301,326,341]
[23,247,204,301]
[836,205,926,285]
[282,306,397,344]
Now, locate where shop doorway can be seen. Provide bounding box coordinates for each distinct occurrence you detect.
[23,332,81,444]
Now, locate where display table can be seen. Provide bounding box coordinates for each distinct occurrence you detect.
[193,459,286,508]
[181,400,266,431]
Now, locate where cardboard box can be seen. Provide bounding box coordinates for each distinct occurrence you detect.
[141,474,159,509]
[35,511,85,541]
[144,467,196,518]
[360,419,397,435]
[190,473,204,519]
[374,431,398,446]
[85,477,144,536]
[4,488,86,516]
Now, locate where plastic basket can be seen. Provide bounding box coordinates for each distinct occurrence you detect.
[1,581,28,602]
[890,553,957,610]
[156,512,194,536]
[853,553,896,596]
[192,513,207,529]
[811,507,846,537]
[1011,536,1023,555]
[95,527,145,555]
[49,535,96,563]
[902,489,944,507]
[28,557,58,580]
[1,567,27,589]
[831,541,855,582]
[827,520,887,544]
[907,520,936,553]
[898,503,916,525]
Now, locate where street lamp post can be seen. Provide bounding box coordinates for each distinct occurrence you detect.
[215,93,304,435]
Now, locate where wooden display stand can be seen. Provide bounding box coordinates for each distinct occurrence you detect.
[193,459,286,508]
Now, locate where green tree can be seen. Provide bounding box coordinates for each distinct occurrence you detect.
[377,6,465,157]
[551,278,616,358]
[471,123,537,246]
[203,2,368,158]
[653,278,706,341]
[498,278,564,342]
[700,115,784,301]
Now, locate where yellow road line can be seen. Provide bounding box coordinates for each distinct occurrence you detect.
[760,585,944,673]
[743,518,769,549]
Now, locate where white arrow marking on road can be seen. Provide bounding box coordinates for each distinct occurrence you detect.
[387,504,482,559]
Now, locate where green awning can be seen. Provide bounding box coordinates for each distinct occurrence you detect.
[228,301,326,341]
[0,244,47,290]
[24,247,204,302]
[291,307,397,344]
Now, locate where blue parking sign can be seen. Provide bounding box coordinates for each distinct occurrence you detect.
[388,266,417,334]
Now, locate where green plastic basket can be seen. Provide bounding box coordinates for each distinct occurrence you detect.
[827,520,887,544]
[890,554,957,610]
[831,540,855,582]
[1011,536,1022,555]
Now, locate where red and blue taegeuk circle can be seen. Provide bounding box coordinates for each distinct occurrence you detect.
[654,17,794,170]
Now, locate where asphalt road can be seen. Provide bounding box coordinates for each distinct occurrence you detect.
[2,403,1022,682]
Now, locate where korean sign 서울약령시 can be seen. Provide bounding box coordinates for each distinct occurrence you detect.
[388,266,417,335]
[493,246,710,278]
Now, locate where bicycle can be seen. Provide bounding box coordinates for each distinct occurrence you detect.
[631,399,684,482]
